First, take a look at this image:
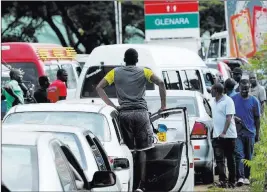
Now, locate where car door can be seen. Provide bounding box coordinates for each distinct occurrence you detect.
[146,107,192,192]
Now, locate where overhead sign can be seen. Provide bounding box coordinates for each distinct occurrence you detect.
[144,0,200,40]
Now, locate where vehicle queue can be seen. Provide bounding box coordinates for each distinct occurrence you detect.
[1,43,266,191]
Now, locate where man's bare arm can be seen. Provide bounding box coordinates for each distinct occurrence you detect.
[222,114,233,134]
[150,74,166,109]
[96,78,117,109]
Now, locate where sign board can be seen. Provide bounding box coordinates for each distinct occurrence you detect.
[226,0,267,58]
[144,0,200,40]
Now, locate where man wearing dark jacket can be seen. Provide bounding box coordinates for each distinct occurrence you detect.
[34,76,50,103]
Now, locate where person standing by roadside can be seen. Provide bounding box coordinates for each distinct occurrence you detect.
[96,48,166,192]
[211,83,237,188]
[233,67,243,92]
[47,69,68,103]
[1,69,24,112]
[224,78,237,97]
[232,79,261,186]
[34,76,50,103]
[249,72,266,114]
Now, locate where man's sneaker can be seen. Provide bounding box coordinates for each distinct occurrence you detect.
[228,182,236,189]
[237,178,244,186]
[244,178,250,185]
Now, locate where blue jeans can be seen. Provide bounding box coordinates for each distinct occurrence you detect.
[235,135,255,180]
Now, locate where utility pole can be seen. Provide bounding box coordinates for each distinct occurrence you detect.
[114,1,123,44]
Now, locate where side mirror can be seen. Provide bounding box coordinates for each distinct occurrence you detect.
[113,158,130,170]
[91,171,116,188]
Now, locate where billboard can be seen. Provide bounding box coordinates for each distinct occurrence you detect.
[226,1,267,58]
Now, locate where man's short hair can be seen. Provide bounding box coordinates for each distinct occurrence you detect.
[124,48,138,64]
[240,79,250,86]
[39,76,49,86]
[224,78,236,90]
[212,83,224,94]
[233,67,243,74]
[57,69,66,77]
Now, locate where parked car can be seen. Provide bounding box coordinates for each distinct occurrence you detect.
[209,68,225,84]
[145,90,214,184]
[2,129,117,191]
[3,124,122,191]
[2,103,133,192]
[3,103,195,191]
[206,60,232,82]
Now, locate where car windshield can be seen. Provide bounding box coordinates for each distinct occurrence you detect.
[54,132,87,170]
[2,145,39,191]
[146,96,199,117]
[81,66,155,98]
[4,112,111,142]
[4,62,39,88]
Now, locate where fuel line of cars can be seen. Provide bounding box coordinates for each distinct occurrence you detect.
[3,43,259,191]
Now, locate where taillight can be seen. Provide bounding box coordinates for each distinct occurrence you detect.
[191,122,207,139]
[218,63,223,74]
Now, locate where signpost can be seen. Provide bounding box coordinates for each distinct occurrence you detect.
[144,0,200,40]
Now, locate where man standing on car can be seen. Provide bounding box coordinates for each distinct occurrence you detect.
[96,48,166,192]
[211,83,237,188]
[232,79,261,186]
[233,67,243,92]
[249,72,266,114]
[34,76,50,103]
[225,78,237,97]
[1,68,24,112]
[47,69,68,103]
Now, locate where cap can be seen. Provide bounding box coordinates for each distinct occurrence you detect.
[233,67,242,74]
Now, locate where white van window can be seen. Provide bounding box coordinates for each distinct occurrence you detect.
[221,38,227,57]
[81,66,154,98]
[207,39,219,58]
[180,70,203,93]
[44,64,60,82]
[61,64,77,89]
[162,71,182,90]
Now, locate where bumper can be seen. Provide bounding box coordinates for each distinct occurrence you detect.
[192,139,213,169]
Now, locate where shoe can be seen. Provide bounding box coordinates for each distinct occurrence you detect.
[135,189,144,192]
[237,178,244,186]
[244,178,250,185]
[212,181,227,188]
[228,182,236,188]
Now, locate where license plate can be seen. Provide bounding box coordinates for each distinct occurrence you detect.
[157,132,167,142]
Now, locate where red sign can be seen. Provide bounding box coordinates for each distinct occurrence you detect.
[144,0,197,5]
[145,2,198,14]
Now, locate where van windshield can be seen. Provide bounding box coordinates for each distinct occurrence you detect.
[4,62,38,88]
[81,66,155,98]
[207,39,219,58]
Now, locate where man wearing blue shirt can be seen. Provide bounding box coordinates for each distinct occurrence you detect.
[232,79,261,186]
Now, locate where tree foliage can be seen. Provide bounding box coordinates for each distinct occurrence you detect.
[1,1,226,53]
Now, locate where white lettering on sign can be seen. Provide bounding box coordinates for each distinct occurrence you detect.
[155,18,189,26]
[1,45,10,50]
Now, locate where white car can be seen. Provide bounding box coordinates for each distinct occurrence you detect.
[145,90,214,184]
[3,103,133,192]
[3,103,194,191]
[3,124,123,191]
[2,130,117,191]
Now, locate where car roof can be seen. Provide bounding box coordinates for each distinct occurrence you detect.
[2,130,54,146]
[11,103,109,113]
[3,124,91,135]
[145,90,200,98]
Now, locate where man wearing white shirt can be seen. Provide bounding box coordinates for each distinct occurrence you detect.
[211,83,237,188]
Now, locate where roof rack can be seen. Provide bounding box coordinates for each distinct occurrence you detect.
[36,47,77,61]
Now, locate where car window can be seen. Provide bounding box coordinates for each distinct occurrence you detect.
[221,38,227,57]
[207,39,220,58]
[2,145,39,191]
[45,64,60,82]
[111,112,123,143]
[54,133,87,170]
[61,64,77,89]
[203,98,212,117]
[85,135,107,171]
[81,66,154,98]
[180,70,203,93]
[146,96,199,117]
[92,137,111,170]
[162,71,182,90]
[52,142,77,191]
[201,68,214,87]
[4,112,111,142]
[5,62,39,88]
